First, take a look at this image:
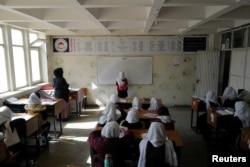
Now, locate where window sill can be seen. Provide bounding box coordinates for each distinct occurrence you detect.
[0,83,49,101]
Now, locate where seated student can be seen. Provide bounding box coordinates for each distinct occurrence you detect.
[24,92,50,139]
[218,86,237,109]
[138,122,178,167]
[148,97,159,110]
[153,106,175,130]
[197,90,219,138]
[132,97,141,110]
[0,106,20,153]
[120,108,143,129]
[88,121,134,167]
[226,101,250,146]
[109,93,127,121]
[97,102,122,127]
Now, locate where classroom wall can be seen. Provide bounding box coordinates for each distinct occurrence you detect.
[48,53,196,107]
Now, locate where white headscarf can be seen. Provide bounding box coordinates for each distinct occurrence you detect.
[99,102,121,124]
[156,115,172,124]
[148,97,158,110]
[0,106,13,125]
[221,86,237,105]
[138,122,178,167]
[116,71,125,86]
[28,92,41,104]
[234,101,250,127]
[110,94,118,104]
[125,108,139,123]
[205,90,218,109]
[101,121,120,138]
[132,97,141,110]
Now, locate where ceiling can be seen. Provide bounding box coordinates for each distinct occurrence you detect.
[0,0,250,36]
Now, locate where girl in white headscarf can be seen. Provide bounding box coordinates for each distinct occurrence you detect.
[120,108,143,129]
[88,121,134,167]
[116,72,128,98]
[0,106,20,148]
[138,122,178,167]
[148,97,159,110]
[226,101,250,146]
[132,97,141,110]
[234,101,250,128]
[98,102,121,127]
[220,86,237,108]
[205,90,219,109]
[24,92,50,140]
[24,92,48,126]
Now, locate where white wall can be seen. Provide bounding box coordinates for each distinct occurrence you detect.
[48,53,196,107]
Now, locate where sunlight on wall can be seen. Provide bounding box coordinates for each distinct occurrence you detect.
[91,82,98,89]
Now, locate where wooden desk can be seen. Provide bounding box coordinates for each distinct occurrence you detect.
[7,98,63,139]
[190,97,206,133]
[12,113,39,136]
[69,88,83,117]
[94,127,183,148]
[240,127,250,151]
[124,109,158,119]
[207,107,234,141]
[118,97,162,109]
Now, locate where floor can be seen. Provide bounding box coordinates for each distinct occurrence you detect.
[15,106,248,167]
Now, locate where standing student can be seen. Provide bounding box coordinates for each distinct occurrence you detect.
[53,67,70,121]
[137,122,178,167]
[116,72,128,98]
[88,121,134,167]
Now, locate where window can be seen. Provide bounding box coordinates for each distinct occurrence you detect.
[30,49,41,82]
[11,28,27,88]
[0,27,9,93]
[0,25,45,95]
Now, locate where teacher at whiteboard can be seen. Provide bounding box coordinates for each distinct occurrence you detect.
[116,71,128,98]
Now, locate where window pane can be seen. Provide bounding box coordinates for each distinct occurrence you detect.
[13,46,27,87]
[11,29,23,45]
[29,33,38,43]
[0,27,3,44]
[30,50,41,82]
[0,46,8,93]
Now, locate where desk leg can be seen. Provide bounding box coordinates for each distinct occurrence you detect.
[190,109,194,128]
[59,113,62,136]
[53,115,57,138]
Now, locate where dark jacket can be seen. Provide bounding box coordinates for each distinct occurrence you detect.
[88,130,134,167]
[53,68,69,102]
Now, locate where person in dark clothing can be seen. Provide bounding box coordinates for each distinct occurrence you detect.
[153,106,175,130]
[137,122,178,167]
[53,67,70,120]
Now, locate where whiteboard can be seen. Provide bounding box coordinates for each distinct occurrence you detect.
[97,56,152,85]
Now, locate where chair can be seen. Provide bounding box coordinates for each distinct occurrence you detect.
[82,88,88,109]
